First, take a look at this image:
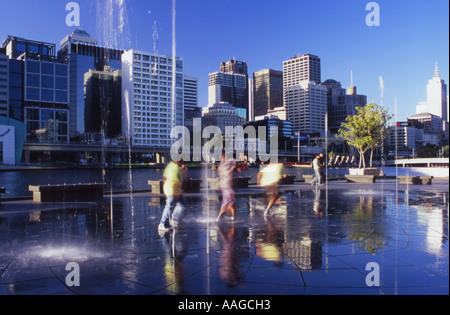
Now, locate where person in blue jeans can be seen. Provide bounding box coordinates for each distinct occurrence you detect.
[158,160,186,231]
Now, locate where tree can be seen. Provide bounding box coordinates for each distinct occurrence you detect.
[339,103,392,169]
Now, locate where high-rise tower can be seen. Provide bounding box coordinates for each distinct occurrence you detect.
[253,69,283,118]
[417,63,448,122]
[283,54,327,134]
[209,58,249,121]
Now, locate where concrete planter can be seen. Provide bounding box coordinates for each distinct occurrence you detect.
[348,168,380,176]
[29,183,106,203]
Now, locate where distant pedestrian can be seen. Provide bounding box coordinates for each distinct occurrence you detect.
[216,155,241,222]
[158,160,186,231]
[311,154,324,186]
[257,163,283,216]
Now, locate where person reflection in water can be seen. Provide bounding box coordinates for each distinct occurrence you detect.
[218,222,242,287]
[216,154,241,222]
[158,159,186,232]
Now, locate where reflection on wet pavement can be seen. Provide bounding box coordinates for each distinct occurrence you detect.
[0,181,448,295]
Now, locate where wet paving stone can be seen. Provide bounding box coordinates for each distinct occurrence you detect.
[0,180,448,295]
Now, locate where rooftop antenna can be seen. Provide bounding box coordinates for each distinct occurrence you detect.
[434,61,440,78]
[351,70,354,87]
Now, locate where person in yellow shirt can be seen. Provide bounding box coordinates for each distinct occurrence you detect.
[158,160,186,231]
[257,163,283,216]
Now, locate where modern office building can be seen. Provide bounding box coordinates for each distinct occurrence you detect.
[58,29,124,140]
[208,71,248,120]
[253,69,283,118]
[322,79,367,133]
[121,49,184,147]
[284,82,327,135]
[407,112,448,146]
[0,55,8,117]
[386,122,419,151]
[416,63,448,122]
[209,58,249,121]
[83,66,122,140]
[1,36,69,144]
[246,115,293,152]
[283,54,326,135]
[183,75,201,133]
[408,112,446,133]
[283,54,321,85]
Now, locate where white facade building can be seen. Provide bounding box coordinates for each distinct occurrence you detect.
[416,63,448,121]
[284,81,327,134]
[387,123,418,150]
[283,54,327,134]
[122,50,184,147]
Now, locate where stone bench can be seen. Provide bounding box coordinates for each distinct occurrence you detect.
[184,179,202,193]
[233,176,251,189]
[148,179,203,194]
[279,174,296,185]
[29,183,107,203]
[148,180,164,194]
[207,176,252,190]
[207,178,219,190]
[303,175,314,184]
[345,175,375,183]
[398,176,432,185]
[0,187,5,204]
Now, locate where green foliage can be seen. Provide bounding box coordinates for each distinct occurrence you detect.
[339,103,392,168]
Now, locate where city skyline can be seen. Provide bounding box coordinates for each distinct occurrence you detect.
[0,0,448,123]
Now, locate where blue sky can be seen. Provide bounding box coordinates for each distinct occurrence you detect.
[1,0,448,121]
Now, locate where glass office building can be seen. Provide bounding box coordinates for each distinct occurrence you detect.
[1,36,69,144]
[58,29,123,140]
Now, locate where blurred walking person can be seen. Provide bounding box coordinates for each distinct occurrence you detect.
[158,160,186,231]
[311,154,324,186]
[257,163,283,216]
[216,155,241,222]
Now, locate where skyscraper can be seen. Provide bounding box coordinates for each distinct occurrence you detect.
[283,54,327,134]
[183,75,201,133]
[253,69,283,118]
[208,71,248,120]
[209,58,249,121]
[58,29,123,140]
[416,63,448,122]
[283,54,321,85]
[83,66,122,139]
[322,79,367,133]
[121,49,184,147]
